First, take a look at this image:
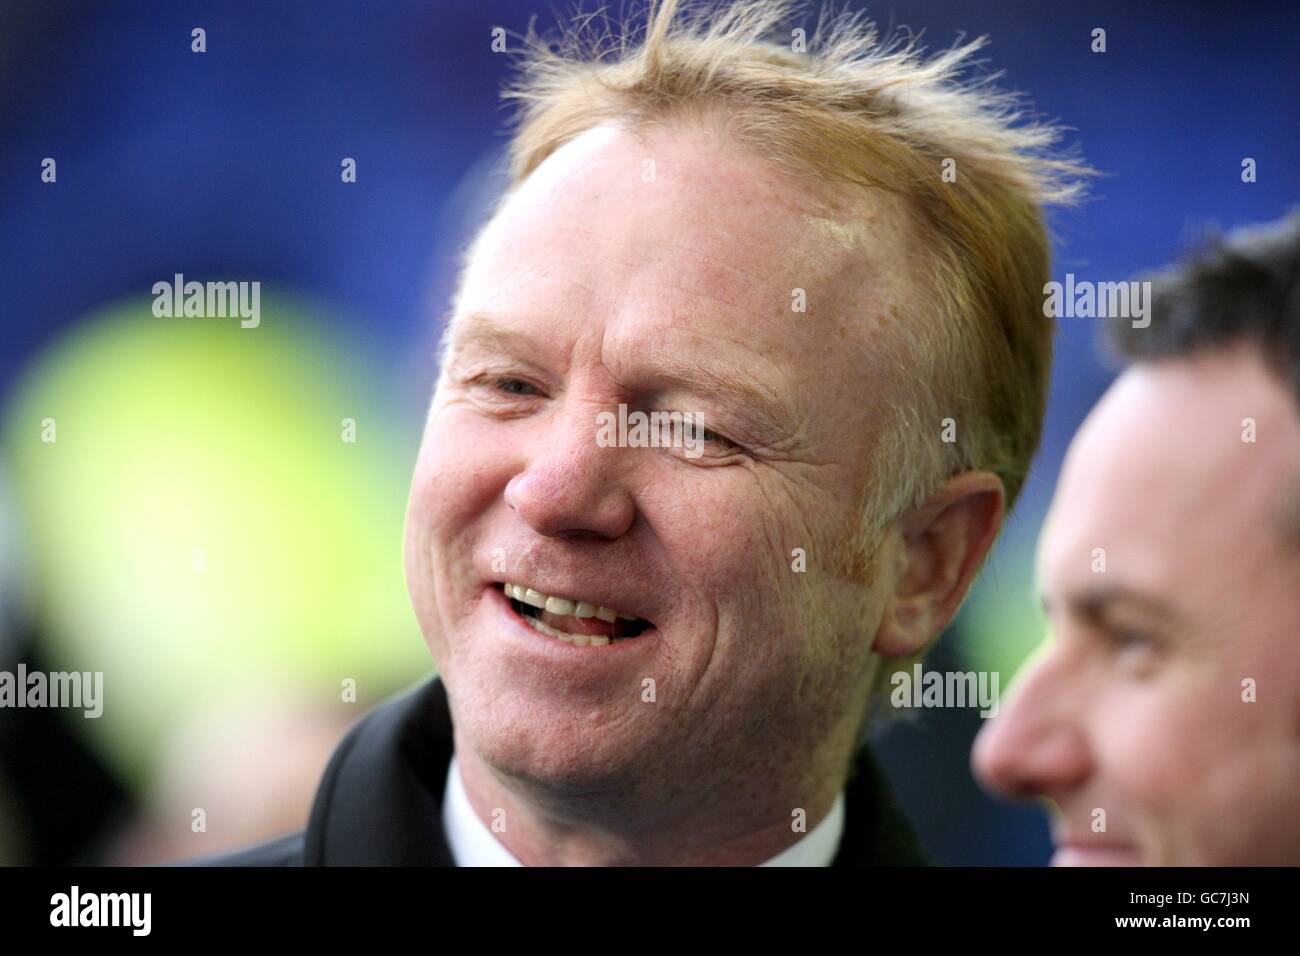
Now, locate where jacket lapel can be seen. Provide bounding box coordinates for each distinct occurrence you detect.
[304,676,456,865]
[832,745,931,866]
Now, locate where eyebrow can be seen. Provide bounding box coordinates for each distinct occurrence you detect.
[446,311,797,440]
[443,313,543,368]
[1042,586,1181,623]
[636,350,795,439]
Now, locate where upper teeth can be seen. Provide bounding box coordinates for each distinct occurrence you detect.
[503,583,638,624]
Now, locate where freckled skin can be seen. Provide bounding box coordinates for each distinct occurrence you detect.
[972,348,1300,866]
[403,119,926,865]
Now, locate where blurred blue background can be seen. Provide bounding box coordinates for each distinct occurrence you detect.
[0,0,1295,864]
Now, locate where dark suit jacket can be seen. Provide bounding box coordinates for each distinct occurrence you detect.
[182,675,929,866]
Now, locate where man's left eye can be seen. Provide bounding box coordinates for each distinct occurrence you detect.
[699,427,738,450]
[492,377,540,396]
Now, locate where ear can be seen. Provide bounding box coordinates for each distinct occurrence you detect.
[872,471,1005,657]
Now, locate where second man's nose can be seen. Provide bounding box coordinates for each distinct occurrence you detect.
[971,649,1093,802]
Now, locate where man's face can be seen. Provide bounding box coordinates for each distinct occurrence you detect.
[973,348,1300,865]
[403,120,921,801]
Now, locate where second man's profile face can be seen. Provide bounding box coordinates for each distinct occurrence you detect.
[403,119,925,797]
[974,349,1300,865]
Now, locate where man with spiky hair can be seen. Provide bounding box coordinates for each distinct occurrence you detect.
[974,212,1300,866]
[191,0,1086,866]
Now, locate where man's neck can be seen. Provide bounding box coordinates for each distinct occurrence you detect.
[448,737,847,866]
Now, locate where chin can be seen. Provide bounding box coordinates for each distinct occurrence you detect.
[1050,845,1145,867]
[460,699,648,782]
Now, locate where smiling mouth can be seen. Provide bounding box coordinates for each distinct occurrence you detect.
[500,582,653,645]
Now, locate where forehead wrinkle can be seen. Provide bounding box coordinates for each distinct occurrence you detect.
[460,261,622,331]
[482,174,896,341]
[635,278,757,320]
[495,234,767,320]
[476,220,877,346]
[529,223,806,307]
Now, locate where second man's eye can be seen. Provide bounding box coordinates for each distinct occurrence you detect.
[1110,628,1153,650]
[1107,627,1163,677]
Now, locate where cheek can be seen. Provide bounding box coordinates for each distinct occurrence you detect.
[646,471,862,697]
[1094,671,1285,862]
[1179,662,1300,863]
[404,411,513,612]
[413,409,511,533]
[1087,683,1204,836]
[642,473,806,623]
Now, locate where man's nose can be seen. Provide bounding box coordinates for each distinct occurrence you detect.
[504,406,636,540]
[971,646,1092,801]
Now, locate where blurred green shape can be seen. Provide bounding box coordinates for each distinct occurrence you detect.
[953,532,1051,687]
[3,298,431,784]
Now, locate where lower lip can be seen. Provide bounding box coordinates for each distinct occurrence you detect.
[485,584,660,664]
[1051,846,1141,867]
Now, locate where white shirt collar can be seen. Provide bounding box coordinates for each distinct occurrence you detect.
[442,753,845,866]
